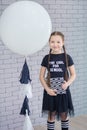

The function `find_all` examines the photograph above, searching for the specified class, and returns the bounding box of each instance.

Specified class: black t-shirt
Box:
[41,53,74,93]
[41,53,74,78]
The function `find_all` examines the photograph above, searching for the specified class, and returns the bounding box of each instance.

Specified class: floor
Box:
[34,115,87,130]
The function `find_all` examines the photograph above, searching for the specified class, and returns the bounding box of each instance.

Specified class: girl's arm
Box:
[67,65,76,86]
[62,65,76,90]
[39,66,57,96]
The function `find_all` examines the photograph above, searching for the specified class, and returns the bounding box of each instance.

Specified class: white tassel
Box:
[24,83,33,98]
[23,110,34,130]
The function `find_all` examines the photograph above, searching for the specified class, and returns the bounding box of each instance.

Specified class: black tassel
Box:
[20,59,31,84]
[20,95,30,115]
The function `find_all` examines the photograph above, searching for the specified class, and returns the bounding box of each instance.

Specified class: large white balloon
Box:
[0,1,52,55]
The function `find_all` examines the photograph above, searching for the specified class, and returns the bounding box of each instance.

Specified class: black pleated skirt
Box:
[42,88,74,120]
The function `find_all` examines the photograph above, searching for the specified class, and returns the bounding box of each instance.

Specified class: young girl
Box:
[39,31,76,130]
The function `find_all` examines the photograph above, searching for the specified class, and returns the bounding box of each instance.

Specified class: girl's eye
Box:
[51,41,60,43]
[51,41,54,43]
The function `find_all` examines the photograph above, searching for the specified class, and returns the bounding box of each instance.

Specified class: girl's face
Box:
[49,35,64,54]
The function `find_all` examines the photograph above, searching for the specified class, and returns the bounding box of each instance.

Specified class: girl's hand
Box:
[47,88,57,96]
[61,80,68,90]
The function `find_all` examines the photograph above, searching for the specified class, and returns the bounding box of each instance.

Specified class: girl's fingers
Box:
[53,89,57,95]
[53,89,57,92]
[63,80,66,83]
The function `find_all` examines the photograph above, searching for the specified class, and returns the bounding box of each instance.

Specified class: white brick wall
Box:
[0,0,87,129]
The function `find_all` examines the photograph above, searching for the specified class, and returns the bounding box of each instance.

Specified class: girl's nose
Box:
[54,42,57,46]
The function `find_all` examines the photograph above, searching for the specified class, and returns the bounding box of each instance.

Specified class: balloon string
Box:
[24,55,27,62]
